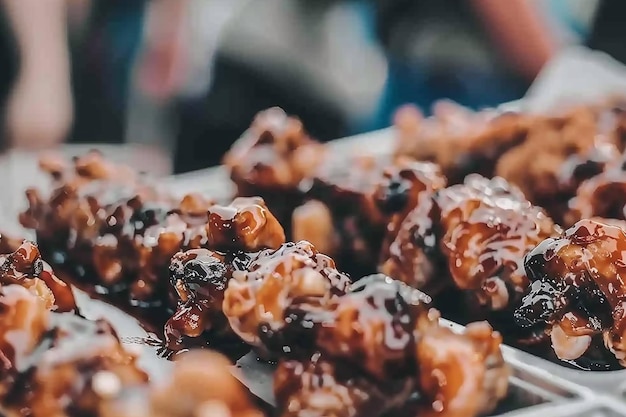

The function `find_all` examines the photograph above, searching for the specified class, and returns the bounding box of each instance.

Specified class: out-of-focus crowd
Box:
[0,0,618,173]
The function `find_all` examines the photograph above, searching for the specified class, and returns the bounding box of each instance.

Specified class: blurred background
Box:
[0,0,619,174]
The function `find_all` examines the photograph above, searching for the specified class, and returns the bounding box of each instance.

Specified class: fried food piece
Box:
[274,353,414,417]
[20,152,285,314]
[270,274,431,381]
[0,240,75,312]
[393,101,529,184]
[272,275,509,417]
[100,350,262,417]
[296,153,394,276]
[0,285,49,385]
[224,107,327,236]
[566,154,626,226]
[437,175,561,312]
[0,284,147,417]
[496,104,626,222]
[415,320,509,417]
[515,219,626,369]
[164,248,247,349]
[223,241,350,347]
[377,161,447,292]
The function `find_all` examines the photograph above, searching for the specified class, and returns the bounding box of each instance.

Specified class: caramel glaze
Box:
[377,161,447,293]
[296,153,393,277]
[437,175,562,315]
[270,274,509,417]
[223,241,350,349]
[0,240,75,312]
[0,284,148,417]
[166,240,349,352]
[224,107,327,238]
[515,219,626,370]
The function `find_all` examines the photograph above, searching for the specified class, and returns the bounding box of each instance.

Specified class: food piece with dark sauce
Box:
[377,161,447,292]
[437,175,561,317]
[515,219,626,369]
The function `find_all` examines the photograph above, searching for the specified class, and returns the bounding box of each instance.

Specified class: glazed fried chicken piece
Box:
[274,353,413,417]
[496,104,626,222]
[377,161,447,292]
[223,241,351,347]
[166,240,349,351]
[515,219,626,369]
[100,350,262,417]
[565,153,626,226]
[393,101,529,184]
[224,107,327,235]
[415,320,509,417]
[437,175,561,315]
[271,274,509,417]
[0,240,75,312]
[0,285,147,417]
[164,248,248,350]
[20,152,285,318]
[295,153,395,276]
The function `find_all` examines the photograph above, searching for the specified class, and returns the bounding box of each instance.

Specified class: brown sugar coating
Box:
[377,161,447,292]
[0,240,76,312]
[393,101,529,184]
[100,350,262,417]
[437,175,561,313]
[223,241,351,347]
[515,219,626,369]
[0,284,147,417]
[272,274,509,417]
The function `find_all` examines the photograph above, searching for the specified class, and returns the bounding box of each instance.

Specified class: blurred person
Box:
[370,0,560,129]
[2,0,72,149]
[0,0,185,150]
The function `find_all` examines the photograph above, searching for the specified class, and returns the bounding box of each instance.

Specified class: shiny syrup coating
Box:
[223,241,351,347]
[164,248,250,350]
[0,283,147,417]
[495,103,626,222]
[437,175,561,312]
[274,352,414,417]
[0,241,76,312]
[225,107,326,191]
[515,219,626,368]
[224,107,326,240]
[297,153,398,277]
[377,161,447,292]
[272,274,431,381]
[415,321,509,417]
[20,152,286,320]
[273,274,508,417]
